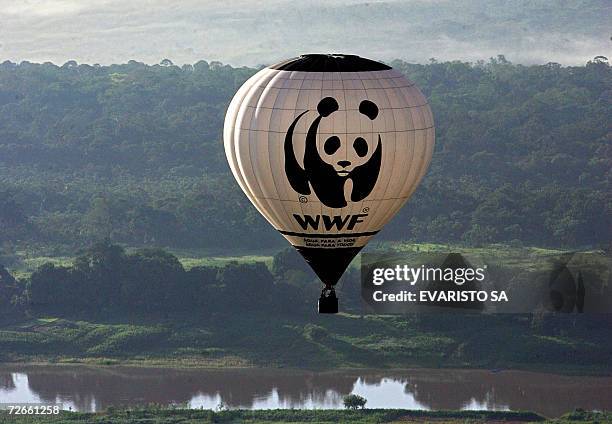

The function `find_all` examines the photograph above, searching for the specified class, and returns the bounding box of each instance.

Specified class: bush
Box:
[343,394,367,410]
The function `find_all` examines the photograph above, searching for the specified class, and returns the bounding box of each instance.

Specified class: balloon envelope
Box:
[224,54,434,288]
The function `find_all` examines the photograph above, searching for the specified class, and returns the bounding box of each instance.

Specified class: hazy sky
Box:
[0,0,609,66]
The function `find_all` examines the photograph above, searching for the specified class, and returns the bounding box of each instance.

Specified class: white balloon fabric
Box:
[224,54,434,291]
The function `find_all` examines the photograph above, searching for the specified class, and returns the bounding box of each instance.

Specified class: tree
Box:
[73,240,126,309]
[217,262,274,309]
[272,248,298,274]
[83,197,113,242]
[121,248,186,312]
[0,265,21,316]
[343,394,367,409]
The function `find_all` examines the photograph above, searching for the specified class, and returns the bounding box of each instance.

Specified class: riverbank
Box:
[1,311,611,376]
[0,358,609,377]
[0,408,609,424]
[3,242,610,376]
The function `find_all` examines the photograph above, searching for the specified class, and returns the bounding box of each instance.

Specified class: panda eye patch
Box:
[353,137,368,157]
[324,136,341,155]
[359,99,379,120]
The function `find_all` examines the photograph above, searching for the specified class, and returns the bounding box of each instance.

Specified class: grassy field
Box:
[177,254,274,270]
[8,241,602,278]
[0,311,610,374]
[0,408,609,424]
[6,246,280,279]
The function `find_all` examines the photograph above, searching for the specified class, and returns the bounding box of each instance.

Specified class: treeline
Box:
[0,57,610,251]
[2,242,359,318]
[0,264,21,317]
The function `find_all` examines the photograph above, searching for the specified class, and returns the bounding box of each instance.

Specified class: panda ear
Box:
[317,97,339,117]
[359,99,378,120]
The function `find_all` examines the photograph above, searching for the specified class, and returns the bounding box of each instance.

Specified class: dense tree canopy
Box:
[21,242,318,317]
[0,57,609,251]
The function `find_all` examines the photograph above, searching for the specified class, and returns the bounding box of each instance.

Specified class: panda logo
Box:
[284,97,382,208]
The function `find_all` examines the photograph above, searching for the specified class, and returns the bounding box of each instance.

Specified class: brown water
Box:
[0,365,611,417]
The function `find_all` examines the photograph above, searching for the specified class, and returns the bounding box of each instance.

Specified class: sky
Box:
[0,0,609,67]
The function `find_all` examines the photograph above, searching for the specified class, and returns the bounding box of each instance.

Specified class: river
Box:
[0,365,610,417]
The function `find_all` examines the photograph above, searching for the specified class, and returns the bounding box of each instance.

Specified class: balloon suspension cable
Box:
[322,284,334,295]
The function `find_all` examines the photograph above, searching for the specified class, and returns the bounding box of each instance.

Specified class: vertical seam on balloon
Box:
[256,70,293,230]
[275,71,304,235]
[354,73,370,235]
[397,85,419,197]
[318,74,324,221]
[265,71,298,233]
[225,73,256,197]
[239,70,283,229]
[235,70,271,202]
[399,86,432,205]
[292,74,309,233]
[408,124,434,200]
[400,90,429,229]
[340,71,350,220]
[228,71,267,207]
[396,125,434,224]
[383,81,425,231]
[370,73,399,232]
[369,76,396,231]
[242,70,279,226]
[420,107,435,180]
[385,83,420,229]
[411,124,429,192]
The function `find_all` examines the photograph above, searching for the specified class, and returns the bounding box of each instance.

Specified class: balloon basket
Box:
[318,287,338,314]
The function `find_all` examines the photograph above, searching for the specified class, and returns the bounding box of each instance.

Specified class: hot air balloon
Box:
[223,54,434,313]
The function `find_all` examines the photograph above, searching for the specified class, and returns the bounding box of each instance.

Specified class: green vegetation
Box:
[2,311,609,374]
[0,57,610,258]
[0,242,610,374]
[343,394,368,409]
[0,58,609,415]
[177,254,274,271]
[2,407,610,423]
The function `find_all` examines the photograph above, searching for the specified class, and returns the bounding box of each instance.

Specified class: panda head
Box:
[316,97,380,176]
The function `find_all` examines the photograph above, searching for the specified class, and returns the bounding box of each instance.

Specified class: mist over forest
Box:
[0,0,609,66]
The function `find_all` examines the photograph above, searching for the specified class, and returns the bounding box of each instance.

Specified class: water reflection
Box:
[0,366,611,417]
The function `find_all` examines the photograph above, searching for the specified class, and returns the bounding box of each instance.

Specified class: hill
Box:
[0,57,609,255]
